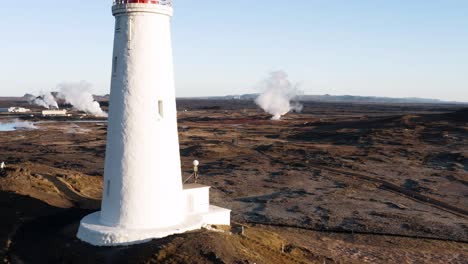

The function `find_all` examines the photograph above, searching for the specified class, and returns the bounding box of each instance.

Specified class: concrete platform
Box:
[77,205,231,246]
[78,184,230,246]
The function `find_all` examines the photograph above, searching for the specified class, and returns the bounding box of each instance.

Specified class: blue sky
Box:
[0,0,467,101]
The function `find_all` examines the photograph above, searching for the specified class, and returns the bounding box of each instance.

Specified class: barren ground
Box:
[0,100,467,263]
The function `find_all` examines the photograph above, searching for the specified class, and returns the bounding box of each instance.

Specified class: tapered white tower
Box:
[77,0,230,246]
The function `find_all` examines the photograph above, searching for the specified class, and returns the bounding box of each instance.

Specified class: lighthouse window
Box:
[106,180,111,197]
[158,100,164,118]
[112,56,118,76]
[128,18,133,41]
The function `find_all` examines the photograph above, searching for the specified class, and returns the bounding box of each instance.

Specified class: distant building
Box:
[10,107,31,113]
[0,107,31,113]
[42,109,67,117]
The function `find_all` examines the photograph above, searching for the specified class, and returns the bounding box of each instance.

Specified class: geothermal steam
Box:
[27,82,107,117]
[255,71,303,120]
[26,92,59,109]
[57,81,108,117]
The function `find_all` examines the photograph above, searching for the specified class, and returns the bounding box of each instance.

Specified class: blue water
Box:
[0,123,17,131]
[0,121,37,131]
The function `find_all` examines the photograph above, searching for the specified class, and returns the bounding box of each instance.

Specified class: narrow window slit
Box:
[158,100,164,118]
[107,180,111,197]
[128,18,133,41]
[112,56,118,76]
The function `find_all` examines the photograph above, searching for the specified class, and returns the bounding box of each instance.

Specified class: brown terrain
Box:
[0,99,467,263]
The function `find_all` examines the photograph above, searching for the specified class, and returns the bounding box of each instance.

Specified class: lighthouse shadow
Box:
[1,191,180,264]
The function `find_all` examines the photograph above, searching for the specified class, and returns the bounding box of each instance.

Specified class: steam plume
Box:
[255,71,303,120]
[26,92,58,109]
[57,81,108,117]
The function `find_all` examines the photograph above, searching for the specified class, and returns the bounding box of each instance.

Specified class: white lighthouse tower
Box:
[77,0,230,246]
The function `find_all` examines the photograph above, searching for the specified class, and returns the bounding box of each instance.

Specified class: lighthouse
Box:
[77,0,230,246]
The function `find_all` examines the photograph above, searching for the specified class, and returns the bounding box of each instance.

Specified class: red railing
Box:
[113,0,172,6]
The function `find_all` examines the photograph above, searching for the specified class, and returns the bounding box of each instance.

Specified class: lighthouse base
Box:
[77,205,231,246]
[78,184,231,246]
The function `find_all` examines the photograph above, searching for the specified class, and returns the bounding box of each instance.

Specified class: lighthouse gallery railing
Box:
[113,0,172,6]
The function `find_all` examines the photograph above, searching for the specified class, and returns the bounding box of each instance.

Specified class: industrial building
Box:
[0,107,31,113]
[41,110,68,117]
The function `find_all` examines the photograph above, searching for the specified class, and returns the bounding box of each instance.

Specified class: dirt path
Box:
[40,174,100,209]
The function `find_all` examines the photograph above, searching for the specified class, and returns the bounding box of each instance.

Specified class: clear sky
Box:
[0,0,467,101]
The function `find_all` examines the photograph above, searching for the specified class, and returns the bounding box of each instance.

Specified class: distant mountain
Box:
[2,93,110,102]
[1,94,465,105]
[211,94,467,105]
[299,94,465,104]
[93,94,110,101]
[221,94,259,100]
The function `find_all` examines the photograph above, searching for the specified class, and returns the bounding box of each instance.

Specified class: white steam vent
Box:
[57,81,108,117]
[26,82,107,117]
[26,92,59,109]
[255,71,303,120]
